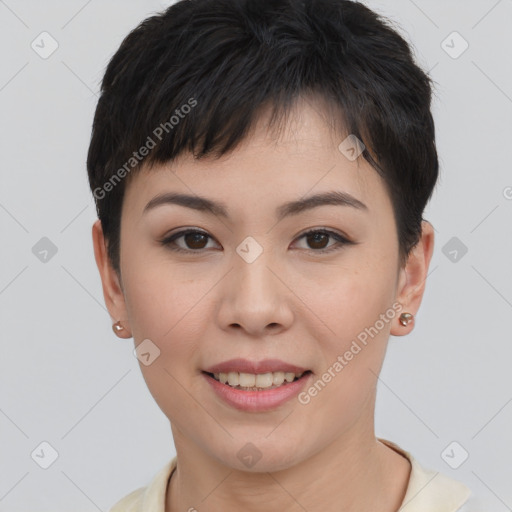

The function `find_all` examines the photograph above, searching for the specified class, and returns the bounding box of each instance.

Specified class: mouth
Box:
[203,370,311,391]
[202,358,313,411]
[202,363,313,412]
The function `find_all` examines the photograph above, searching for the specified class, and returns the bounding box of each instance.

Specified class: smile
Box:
[202,369,312,412]
[209,371,306,391]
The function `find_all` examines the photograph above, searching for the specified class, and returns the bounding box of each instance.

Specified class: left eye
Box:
[160,228,352,254]
[292,229,352,253]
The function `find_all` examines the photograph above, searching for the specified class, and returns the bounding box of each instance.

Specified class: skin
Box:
[92,95,434,512]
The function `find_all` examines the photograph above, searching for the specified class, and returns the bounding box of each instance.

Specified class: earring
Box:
[112,320,125,336]
[399,312,414,326]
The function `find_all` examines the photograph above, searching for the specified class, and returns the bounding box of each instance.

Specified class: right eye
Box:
[160,229,220,253]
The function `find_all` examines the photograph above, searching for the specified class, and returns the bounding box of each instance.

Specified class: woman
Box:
[88,0,477,510]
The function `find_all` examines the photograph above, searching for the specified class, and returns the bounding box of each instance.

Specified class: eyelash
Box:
[159,228,354,255]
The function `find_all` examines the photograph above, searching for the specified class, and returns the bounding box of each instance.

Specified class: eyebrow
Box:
[143,190,368,220]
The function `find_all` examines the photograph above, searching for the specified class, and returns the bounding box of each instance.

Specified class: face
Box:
[93,97,433,472]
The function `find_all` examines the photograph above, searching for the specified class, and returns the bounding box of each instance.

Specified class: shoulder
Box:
[378,438,473,512]
[108,457,177,512]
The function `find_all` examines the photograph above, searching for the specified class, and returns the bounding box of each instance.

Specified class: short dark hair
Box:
[87,0,438,276]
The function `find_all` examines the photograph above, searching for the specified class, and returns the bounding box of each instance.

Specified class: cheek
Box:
[296,247,397,405]
[121,245,209,341]
[310,278,393,377]
[300,251,397,340]
[122,267,211,416]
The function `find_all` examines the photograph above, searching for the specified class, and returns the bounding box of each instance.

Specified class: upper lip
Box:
[203,358,309,375]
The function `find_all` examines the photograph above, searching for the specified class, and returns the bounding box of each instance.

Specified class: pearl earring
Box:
[399,312,414,326]
[112,321,125,336]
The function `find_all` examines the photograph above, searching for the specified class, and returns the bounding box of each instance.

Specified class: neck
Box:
[166,423,411,512]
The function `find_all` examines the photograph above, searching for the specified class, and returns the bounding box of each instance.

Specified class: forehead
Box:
[122,98,391,221]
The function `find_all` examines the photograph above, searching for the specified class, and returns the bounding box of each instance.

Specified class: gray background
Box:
[1,0,511,510]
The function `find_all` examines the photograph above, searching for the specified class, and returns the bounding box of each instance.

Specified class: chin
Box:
[211,436,309,473]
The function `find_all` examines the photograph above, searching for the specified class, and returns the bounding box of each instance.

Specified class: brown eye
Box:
[160,229,219,253]
[305,231,330,250]
[183,232,209,249]
[293,228,353,254]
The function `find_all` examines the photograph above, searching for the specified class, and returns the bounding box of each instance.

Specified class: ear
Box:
[92,219,132,338]
[390,220,435,336]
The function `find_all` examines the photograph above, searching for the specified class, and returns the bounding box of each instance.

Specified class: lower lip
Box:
[203,372,312,412]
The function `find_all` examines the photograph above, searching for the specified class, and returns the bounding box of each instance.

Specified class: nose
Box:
[216,249,294,337]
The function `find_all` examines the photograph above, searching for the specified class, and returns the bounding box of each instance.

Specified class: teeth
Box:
[238,372,255,387]
[255,373,273,388]
[227,372,239,386]
[213,371,305,389]
[273,371,285,386]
